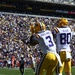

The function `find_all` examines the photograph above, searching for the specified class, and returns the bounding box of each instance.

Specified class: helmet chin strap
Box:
[61,26,67,28]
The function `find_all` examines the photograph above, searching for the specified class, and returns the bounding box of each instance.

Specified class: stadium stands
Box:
[29,0,75,5]
[0,12,75,68]
[0,0,75,68]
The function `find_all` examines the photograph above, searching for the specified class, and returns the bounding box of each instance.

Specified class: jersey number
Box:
[60,33,71,44]
[46,36,54,47]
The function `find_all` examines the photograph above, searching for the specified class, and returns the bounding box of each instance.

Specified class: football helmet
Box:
[34,22,46,33]
[57,18,68,27]
[30,24,35,34]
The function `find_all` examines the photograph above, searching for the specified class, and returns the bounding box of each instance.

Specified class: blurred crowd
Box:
[33,0,75,5]
[0,12,75,68]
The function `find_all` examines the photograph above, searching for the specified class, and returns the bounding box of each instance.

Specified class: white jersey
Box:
[54,27,72,52]
[31,30,62,66]
[34,30,56,54]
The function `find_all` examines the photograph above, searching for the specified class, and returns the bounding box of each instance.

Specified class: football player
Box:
[53,18,73,75]
[22,22,62,75]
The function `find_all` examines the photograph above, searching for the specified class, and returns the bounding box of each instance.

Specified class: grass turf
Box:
[0,67,75,75]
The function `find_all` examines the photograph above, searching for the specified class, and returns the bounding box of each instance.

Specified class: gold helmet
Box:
[57,18,68,27]
[34,22,46,33]
[30,25,35,34]
[30,23,35,33]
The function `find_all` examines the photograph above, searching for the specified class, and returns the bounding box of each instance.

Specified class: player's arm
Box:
[52,27,58,38]
[21,35,39,46]
[30,34,39,46]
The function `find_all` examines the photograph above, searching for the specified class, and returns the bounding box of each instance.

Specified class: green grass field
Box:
[0,67,75,75]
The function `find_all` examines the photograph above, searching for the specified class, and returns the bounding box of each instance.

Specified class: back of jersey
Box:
[37,30,56,54]
[56,27,72,52]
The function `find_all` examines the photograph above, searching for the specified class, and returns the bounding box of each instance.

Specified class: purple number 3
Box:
[46,36,54,47]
